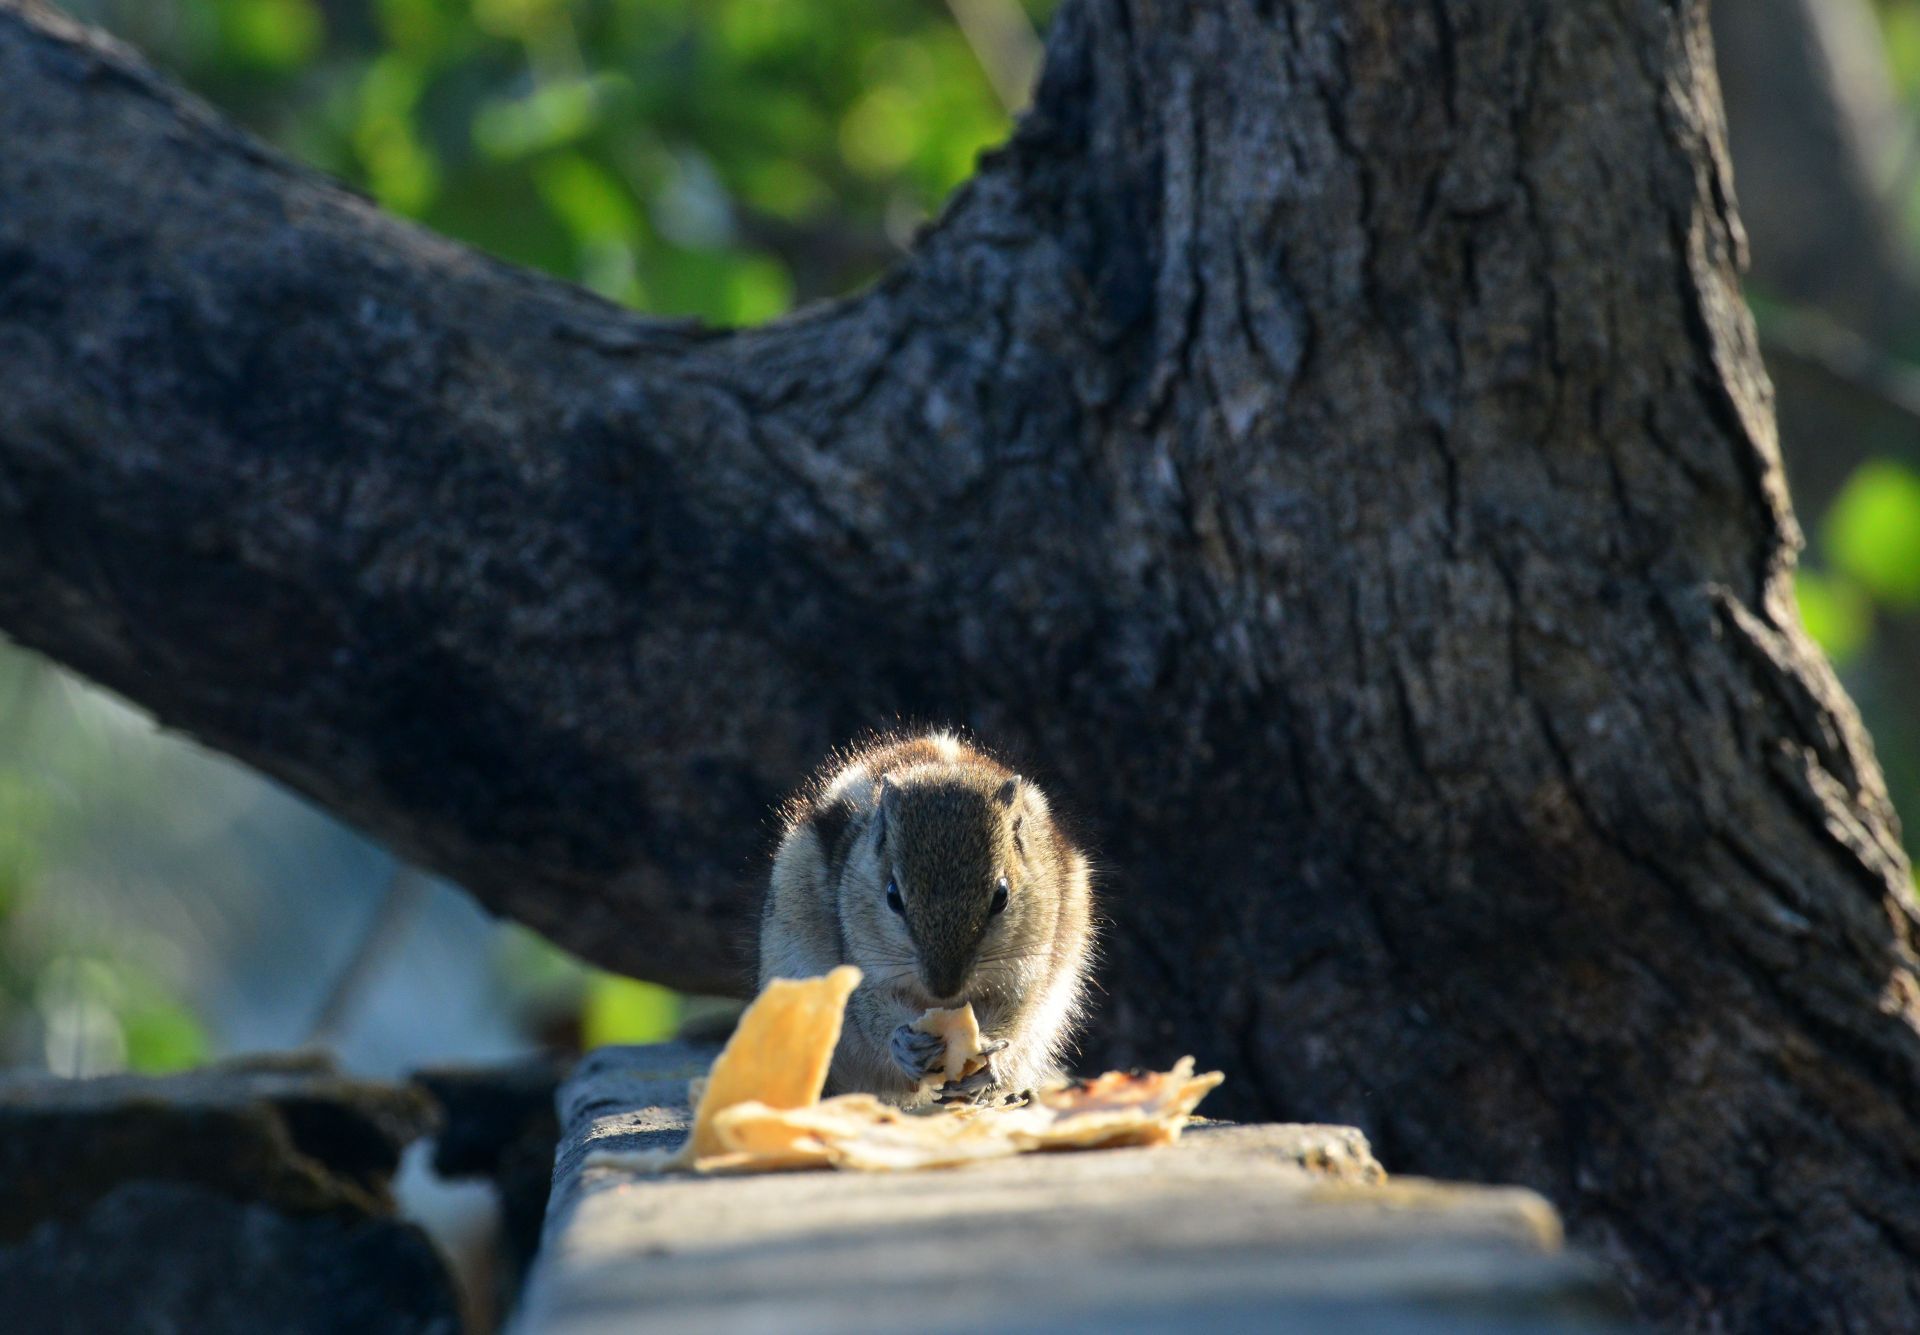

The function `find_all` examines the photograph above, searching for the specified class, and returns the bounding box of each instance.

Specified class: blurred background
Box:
[0,0,1915,1087]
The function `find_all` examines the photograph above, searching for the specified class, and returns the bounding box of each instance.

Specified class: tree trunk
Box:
[2,0,1917,1327]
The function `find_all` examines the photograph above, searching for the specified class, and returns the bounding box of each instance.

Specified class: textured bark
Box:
[2,0,1918,1328]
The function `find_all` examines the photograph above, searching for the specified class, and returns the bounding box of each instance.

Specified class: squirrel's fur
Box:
[759,731,1095,1105]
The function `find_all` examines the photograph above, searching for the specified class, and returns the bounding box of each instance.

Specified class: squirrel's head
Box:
[839,765,1056,1005]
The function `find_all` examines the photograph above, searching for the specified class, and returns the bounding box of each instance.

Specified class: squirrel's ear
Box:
[1005,776,1050,823]
[873,776,895,846]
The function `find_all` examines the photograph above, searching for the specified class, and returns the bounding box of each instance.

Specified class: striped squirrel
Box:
[759,732,1095,1106]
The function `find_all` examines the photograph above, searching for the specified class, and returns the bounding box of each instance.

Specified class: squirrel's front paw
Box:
[934,1038,1010,1105]
[889,1023,947,1085]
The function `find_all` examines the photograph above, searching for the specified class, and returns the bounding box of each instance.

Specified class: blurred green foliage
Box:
[491,922,679,1046]
[1826,460,1920,607]
[69,0,1052,319]
[582,973,680,1046]
[1795,455,1920,671]
[1794,568,1874,665]
[0,659,210,1073]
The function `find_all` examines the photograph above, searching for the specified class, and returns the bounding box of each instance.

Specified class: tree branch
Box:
[4,1,1920,1325]
[0,0,1102,993]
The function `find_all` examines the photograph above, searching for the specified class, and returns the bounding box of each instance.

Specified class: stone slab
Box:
[0,1052,460,1335]
[516,1044,1630,1334]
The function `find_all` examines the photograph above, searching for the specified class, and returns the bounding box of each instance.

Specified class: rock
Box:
[3,1180,459,1334]
[517,1044,1632,1333]
[0,1052,460,1335]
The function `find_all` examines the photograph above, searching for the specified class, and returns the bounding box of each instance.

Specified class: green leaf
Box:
[840,84,923,177]
[535,152,647,302]
[1825,460,1920,607]
[474,78,612,160]
[719,252,794,323]
[1794,569,1873,665]
[33,956,209,1075]
[535,153,639,243]
[353,55,440,214]
[638,245,791,325]
[582,974,679,1047]
[218,0,324,72]
[736,157,829,221]
[716,0,814,60]
[121,998,210,1074]
[472,0,568,41]
[377,0,457,54]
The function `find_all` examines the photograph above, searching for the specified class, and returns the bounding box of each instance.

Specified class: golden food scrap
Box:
[1017,1059,1226,1151]
[911,1003,988,1087]
[586,968,1223,1177]
[682,964,861,1164]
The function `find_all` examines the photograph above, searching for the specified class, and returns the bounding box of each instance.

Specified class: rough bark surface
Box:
[2,1,1918,1328]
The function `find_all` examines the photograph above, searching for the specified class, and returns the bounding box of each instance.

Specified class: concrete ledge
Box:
[517,1044,1629,1333]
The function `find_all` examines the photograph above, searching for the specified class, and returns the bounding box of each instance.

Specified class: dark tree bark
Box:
[2,0,1918,1327]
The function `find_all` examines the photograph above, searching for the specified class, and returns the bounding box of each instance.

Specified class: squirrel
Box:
[758,731,1095,1106]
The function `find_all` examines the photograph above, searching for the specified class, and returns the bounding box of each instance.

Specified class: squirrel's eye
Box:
[991,876,1010,914]
[885,878,904,915]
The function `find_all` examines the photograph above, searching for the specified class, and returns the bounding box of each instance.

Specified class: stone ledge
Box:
[517,1044,1629,1334]
[0,1053,460,1335]
[0,1051,438,1235]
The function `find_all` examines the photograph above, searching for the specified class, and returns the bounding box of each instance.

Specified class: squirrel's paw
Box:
[889,1023,947,1084]
[934,1039,1012,1105]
